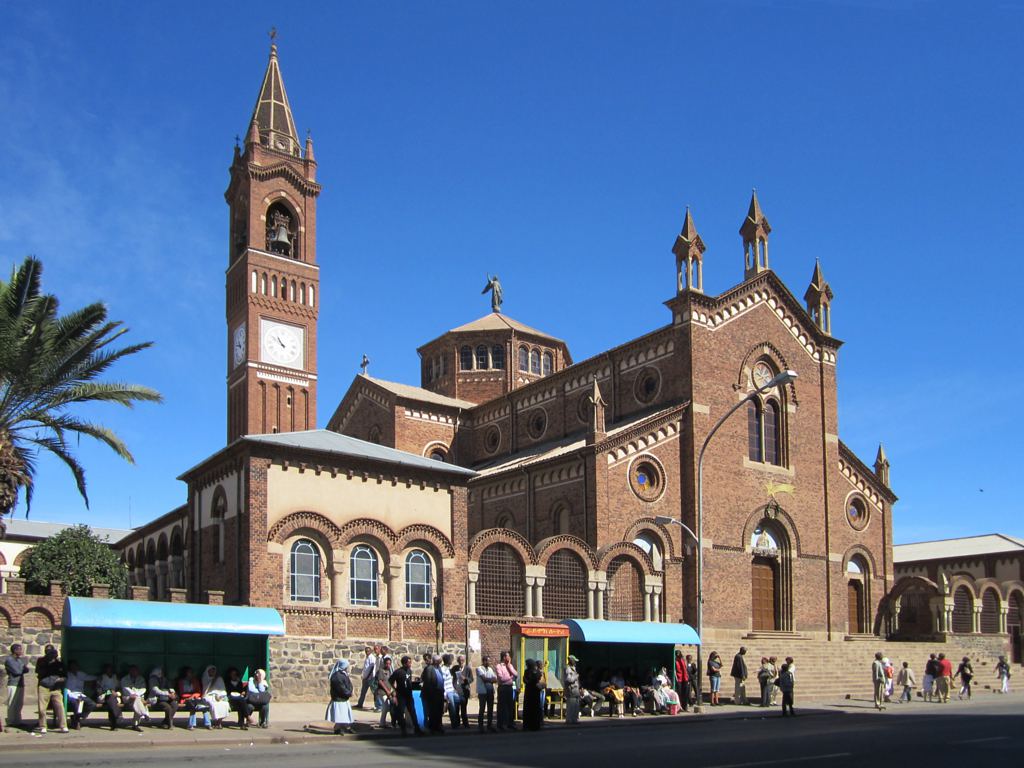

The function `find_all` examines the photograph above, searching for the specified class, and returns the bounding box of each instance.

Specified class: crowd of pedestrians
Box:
[871,651,1012,710]
[2,642,271,734]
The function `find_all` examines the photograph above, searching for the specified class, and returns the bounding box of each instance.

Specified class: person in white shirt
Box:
[65,661,97,730]
[441,653,459,728]
[96,664,123,730]
[147,667,179,729]
[475,655,498,731]
[120,666,149,730]
[356,646,377,710]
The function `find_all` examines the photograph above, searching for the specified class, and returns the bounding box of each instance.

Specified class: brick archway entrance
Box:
[848,580,865,634]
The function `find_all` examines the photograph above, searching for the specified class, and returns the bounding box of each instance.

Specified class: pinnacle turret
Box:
[740,189,771,280]
[804,259,834,335]
[672,207,706,294]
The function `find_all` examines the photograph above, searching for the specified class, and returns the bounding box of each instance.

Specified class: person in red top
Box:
[674,650,690,711]
[935,653,953,703]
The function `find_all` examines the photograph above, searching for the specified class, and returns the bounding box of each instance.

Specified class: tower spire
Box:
[672,206,706,294]
[249,35,301,156]
[739,189,771,280]
[874,443,890,487]
[804,259,834,335]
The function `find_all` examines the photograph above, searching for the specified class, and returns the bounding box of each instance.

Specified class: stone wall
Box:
[269,636,465,702]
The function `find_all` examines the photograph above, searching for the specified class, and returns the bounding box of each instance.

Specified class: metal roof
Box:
[241,429,477,478]
[363,376,476,409]
[63,597,285,635]
[893,534,1024,563]
[561,619,701,646]
[2,519,133,544]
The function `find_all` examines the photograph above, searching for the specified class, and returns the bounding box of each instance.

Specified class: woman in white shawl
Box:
[326,659,355,735]
[201,665,230,727]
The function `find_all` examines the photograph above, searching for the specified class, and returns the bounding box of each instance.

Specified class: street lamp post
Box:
[657,368,797,713]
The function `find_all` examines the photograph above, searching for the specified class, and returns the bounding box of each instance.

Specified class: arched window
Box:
[300,282,306,305]
[632,533,663,570]
[477,544,525,617]
[290,280,296,302]
[429,448,447,462]
[461,346,474,371]
[251,270,258,293]
[764,400,780,465]
[290,539,321,602]
[271,275,278,298]
[544,550,587,619]
[405,550,432,609]
[350,545,379,607]
[476,345,489,370]
[747,401,763,462]
[553,504,570,535]
[530,349,541,374]
[605,557,644,621]
[519,345,529,372]
[211,491,226,564]
[952,586,973,633]
[492,345,505,369]
[261,273,268,295]
[542,352,553,376]
[308,285,315,307]
[981,589,1001,634]
[368,425,382,444]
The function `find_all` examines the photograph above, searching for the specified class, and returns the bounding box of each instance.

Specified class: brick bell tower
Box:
[224,39,321,442]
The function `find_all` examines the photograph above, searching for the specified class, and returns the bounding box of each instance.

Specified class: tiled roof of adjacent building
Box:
[241,429,477,478]
[448,312,564,343]
[2,519,134,544]
[363,376,476,409]
[893,534,1024,563]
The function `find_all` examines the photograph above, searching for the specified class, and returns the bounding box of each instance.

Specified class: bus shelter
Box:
[559,619,700,691]
[61,597,285,680]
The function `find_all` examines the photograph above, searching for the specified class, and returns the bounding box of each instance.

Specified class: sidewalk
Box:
[0,699,833,752]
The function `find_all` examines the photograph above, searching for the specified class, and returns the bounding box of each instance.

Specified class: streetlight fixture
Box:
[656,369,797,713]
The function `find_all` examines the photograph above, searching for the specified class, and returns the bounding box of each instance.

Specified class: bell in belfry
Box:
[269,224,292,254]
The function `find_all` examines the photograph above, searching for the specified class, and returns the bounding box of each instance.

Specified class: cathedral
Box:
[113,41,911,697]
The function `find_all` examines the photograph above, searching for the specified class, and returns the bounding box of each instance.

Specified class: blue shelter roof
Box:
[63,597,285,636]
[561,619,700,646]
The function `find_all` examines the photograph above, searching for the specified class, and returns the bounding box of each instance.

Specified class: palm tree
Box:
[0,257,162,535]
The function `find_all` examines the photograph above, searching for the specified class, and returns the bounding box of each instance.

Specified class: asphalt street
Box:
[1,697,1020,768]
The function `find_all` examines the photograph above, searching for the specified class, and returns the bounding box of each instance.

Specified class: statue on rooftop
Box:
[481,274,503,314]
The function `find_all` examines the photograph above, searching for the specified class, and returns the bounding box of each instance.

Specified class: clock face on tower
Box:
[260,318,305,369]
[232,323,247,368]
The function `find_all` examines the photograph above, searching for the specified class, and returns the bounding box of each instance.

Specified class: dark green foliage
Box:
[20,524,128,597]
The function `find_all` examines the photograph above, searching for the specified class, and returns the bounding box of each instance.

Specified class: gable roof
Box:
[240,429,476,478]
[363,376,476,409]
[893,534,1024,563]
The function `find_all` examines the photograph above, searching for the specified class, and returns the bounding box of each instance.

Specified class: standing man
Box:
[422,655,445,735]
[563,655,581,724]
[936,653,953,703]
[375,655,395,729]
[34,644,67,733]
[495,650,518,731]
[440,653,459,728]
[871,652,887,711]
[388,655,422,737]
[730,647,748,705]
[356,646,377,710]
[922,653,937,702]
[454,655,473,728]
[686,654,698,708]
[4,643,28,730]
[476,655,497,732]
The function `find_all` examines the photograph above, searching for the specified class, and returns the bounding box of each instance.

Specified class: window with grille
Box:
[981,589,1000,634]
[764,400,780,465]
[405,549,432,609]
[492,345,504,369]
[477,544,524,617]
[605,557,644,621]
[951,586,973,633]
[747,401,763,462]
[476,344,489,370]
[350,545,379,607]
[461,345,473,371]
[290,539,321,602]
[543,550,587,619]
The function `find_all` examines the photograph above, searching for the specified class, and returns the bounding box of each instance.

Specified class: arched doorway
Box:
[846,555,869,634]
[605,556,644,622]
[895,582,938,637]
[749,520,792,632]
[980,589,1001,634]
[951,586,974,634]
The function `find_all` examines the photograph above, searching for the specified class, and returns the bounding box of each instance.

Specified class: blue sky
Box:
[1,1,1020,543]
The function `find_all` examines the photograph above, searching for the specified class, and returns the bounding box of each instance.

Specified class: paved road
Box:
[2,698,1021,768]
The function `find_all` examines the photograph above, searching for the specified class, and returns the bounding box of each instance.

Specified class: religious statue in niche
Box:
[481,274,503,313]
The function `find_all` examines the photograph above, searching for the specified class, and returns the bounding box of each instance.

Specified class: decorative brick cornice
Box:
[248,161,322,196]
[602,405,685,466]
[468,527,537,565]
[534,535,599,569]
[838,441,897,505]
[596,540,656,575]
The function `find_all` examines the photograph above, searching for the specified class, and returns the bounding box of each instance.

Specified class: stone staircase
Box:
[698,632,1016,701]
